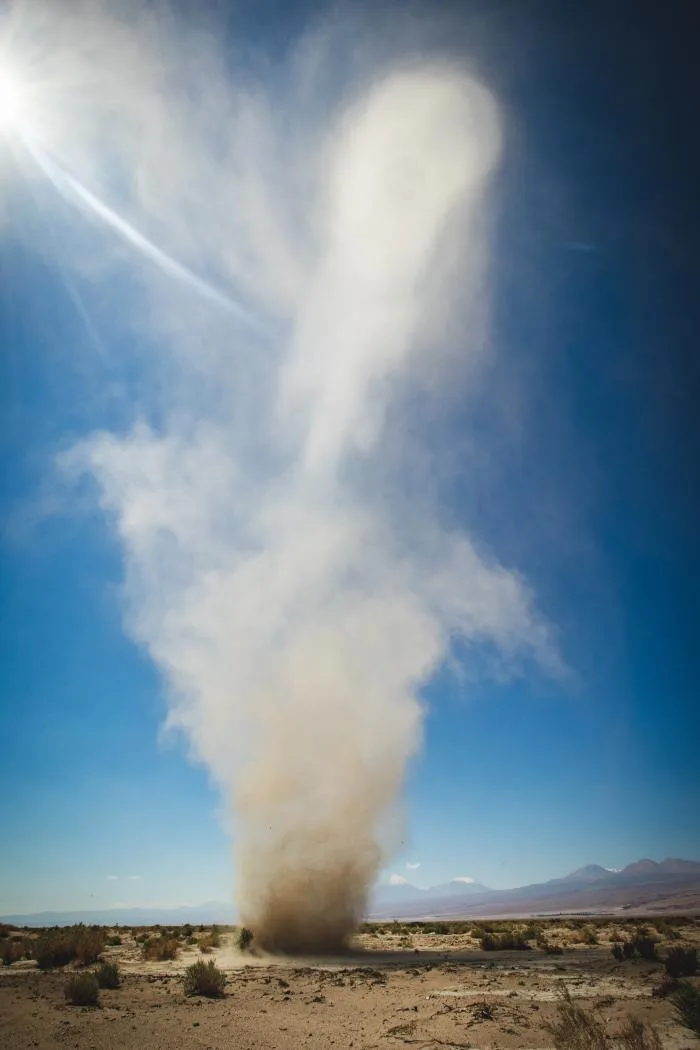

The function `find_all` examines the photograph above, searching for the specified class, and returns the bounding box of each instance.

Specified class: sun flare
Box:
[0,67,27,131]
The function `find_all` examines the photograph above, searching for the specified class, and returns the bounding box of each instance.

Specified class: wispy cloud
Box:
[405,862,421,870]
[106,875,119,881]
[126,875,142,881]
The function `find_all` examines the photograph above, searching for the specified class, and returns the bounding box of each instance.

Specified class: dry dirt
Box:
[2,919,700,1049]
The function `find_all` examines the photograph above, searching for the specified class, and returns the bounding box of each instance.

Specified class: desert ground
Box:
[2,917,699,1049]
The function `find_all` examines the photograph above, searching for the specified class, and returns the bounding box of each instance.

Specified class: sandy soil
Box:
[2,920,699,1049]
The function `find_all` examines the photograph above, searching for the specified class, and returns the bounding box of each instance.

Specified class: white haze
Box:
[8,2,560,951]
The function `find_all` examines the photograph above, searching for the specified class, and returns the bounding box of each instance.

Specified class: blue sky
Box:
[1,1,698,916]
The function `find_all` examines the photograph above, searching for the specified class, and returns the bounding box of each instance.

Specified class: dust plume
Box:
[9,2,560,952]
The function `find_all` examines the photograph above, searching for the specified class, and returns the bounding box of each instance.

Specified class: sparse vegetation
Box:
[632,935,658,961]
[142,936,179,961]
[106,935,122,946]
[34,925,106,969]
[617,1017,662,1050]
[64,971,100,1006]
[544,987,608,1050]
[198,928,221,952]
[237,926,254,951]
[672,981,700,1037]
[480,930,531,951]
[664,946,697,978]
[95,961,121,988]
[611,936,658,962]
[183,959,226,998]
[1,938,28,965]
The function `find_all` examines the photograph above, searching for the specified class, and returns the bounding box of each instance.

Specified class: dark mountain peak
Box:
[657,858,700,873]
[622,858,660,875]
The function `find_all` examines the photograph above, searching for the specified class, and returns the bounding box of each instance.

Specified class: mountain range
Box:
[2,858,698,927]
[368,858,700,919]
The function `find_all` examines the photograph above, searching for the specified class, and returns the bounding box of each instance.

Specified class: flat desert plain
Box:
[2,917,700,1049]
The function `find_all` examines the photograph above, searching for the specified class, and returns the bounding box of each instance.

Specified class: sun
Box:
[0,67,27,131]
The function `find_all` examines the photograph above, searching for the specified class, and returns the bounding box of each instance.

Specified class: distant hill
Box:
[3,859,699,927]
[367,858,700,920]
[0,902,238,928]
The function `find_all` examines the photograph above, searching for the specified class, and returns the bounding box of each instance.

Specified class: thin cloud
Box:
[405,862,421,870]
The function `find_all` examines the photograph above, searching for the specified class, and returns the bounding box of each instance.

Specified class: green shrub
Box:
[664,947,697,978]
[106,935,122,946]
[237,927,254,951]
[64,971,100,1006]
[183,960,226,998]
[142,936,179,961]
[96,962,121,988]
[672,981,700,1036]
[185,935,197,945]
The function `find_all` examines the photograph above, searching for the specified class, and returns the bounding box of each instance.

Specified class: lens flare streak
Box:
[22,134,265,333]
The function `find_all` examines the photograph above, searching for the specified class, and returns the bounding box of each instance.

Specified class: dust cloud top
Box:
[10,3,559,952]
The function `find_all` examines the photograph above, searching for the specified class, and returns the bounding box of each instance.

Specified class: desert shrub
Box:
[185,935,197,945]
[544,987,607,1050]
[183,960,226,998]
[64,971,100,1006]
[480,930,530,951]
[631,936,658,961]
[1,938,27,965]
[96,961,121,988]
[617,1017,662,1050]
[582,926,599,945]
[672,981,700,1036]
[237,927,254,951]
[34,925,105,969]
[612,940,641,961]
[654,920,680,941]
[182,924,193,938]
[199,931,221,952]
[652,976,679,998]
[664,946,697,978]
[142,936,179,961]
[106,935,122,946]
[522,922,544,942]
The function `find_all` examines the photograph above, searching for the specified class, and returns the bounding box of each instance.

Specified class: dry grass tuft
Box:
[142,936,179,961]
